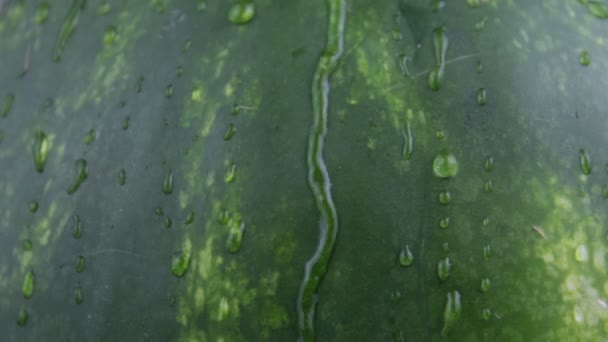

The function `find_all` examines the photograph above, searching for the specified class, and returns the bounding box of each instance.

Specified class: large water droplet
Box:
[228,2,256,25]
[580,50,591,66]
[476,88,486,105]
[438,257,451,281]
[226,220,245,253]
[441,290,462,336]
[580,149,591,175]
[438,190,452,205]
[33,129,49,173]
[74,284,83,304]
[35,2,50,24]
[163,169,173,194]
[72,215,82,239]
[224,123,236,141]
[439,217,450,229]
[22,270,35,299]
[67,159,88,194]
[480,277,491,292]
[75,256,85,273]
[171,250,191,277]
[53,0,85,61]
[399,245,414,267]
[17,308,28,326]
[433,150,458,178]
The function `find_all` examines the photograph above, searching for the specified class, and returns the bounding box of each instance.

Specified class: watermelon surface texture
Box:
[1,0,608,341]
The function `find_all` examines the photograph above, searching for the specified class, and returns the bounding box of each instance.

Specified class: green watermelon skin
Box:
[1,0,608,341]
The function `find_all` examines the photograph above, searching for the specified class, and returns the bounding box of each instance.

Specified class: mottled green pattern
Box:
[0,0,607,341]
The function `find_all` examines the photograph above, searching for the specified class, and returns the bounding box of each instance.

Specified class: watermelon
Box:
[1,0,607,341]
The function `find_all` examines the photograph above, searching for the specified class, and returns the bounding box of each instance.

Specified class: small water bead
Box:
[171,250,191,277]
[74,285,83,304]
[85,129,95,145]
[218,209,230,224]
[433,150,458,178]
[75,256,85,273]
[431,0,445,12]
[155,207,164,216]
[164,217,173,229]
[439,217,450,229]
[35,2,50,24]
[481,277,491,292]
[482,216,491,226]
[438,257,451,281]
[67,159,88,194]
[603,185,608,198]
[228,2,256,25]
[575,245,589,262]
[165,84,173,98]
[197,0,207,12]
[441,290,462,337]
[580,149,592,175]
[103,26,117,45]
[442,242,449,252]
[476,61,483,73]
[185,212,195,224]
[182,39,191,53]
[22,270,35,299]
[224,124,236,141]
[484,180,493,193]
[33,129,49,173]
[399,245,414,267]
[482,308,492,320]
[226,221,245,253]
[438,190,452,205]
[177,65,183,77]
[71,215,82,239]
[580,50,591,66]
[475,16,487,31]
[17,308,28,326]
[135,76,144,93]
[436,130,445,139]
[476,88,487,105]
[390,290,402,303]
[23,240,32,251]
[2,93,14,118]
[428,67,442,91]
[483,244,491,259]
[225,163,237,183]
[466,0,481,7]
[163,169,173,194]
[29,201,39,213]
[98,2,111,15]
[484,155,494,172]
[118,169,127,186]
[122,116,130,130]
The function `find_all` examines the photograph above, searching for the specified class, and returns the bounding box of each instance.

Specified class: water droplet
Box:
[482,308,492,320]
[155,207,164,216]
[390,290,402,303]
[35,2,50,24]
[165,84,173,98]
[85,129,95,145]
[579,0,608,19]
[441,290,462,336]
[226,220,245,253]
[22,270,35,299]
[53,0,86,61]
[176,65,183,77]
[98,2,111,15]
[439,217,450,229]
[480,277,491,292]
[603,185,608,198]
[399,245,414,267]
[482,216,491,226]
[476,61,483,73]
[580,50,591,66]
[72,215,82,239]
[436,130,445,139]
[575,244,589,262]
[433,150,458,178]
[224,123,236,141]
[33,130,49,173]
[475,16,487,31]
[580,149,592,175]
[183,212,195,225]
[228,2,256,25]
[75,256,85,273]
[122,116,130,130]
[197,0,207,12]
[428,26,448,91]
[136,76,144,93]
[484,180,493,193]
[171,250,191,277]
[116,168,127,186]
[67,159,88,194]
[484,155,494,172]
[391,27,402,41]
[182,38,191,53]
[163,169,173,194]
[218,209,230,224]
[74,285,83,304]
[438,257,451,281]
[476,88,487,105]
[2,93,14,118]
[466,0,481,7]
[164,217,173,229]
[483,244,491,260]
[442,242,449,252]
[17,308,28,326]
[225,163,237,184]
[401,119,414,160]
[29,201,39,213]
[432,0,445,12]
[438,190,452,205]
[103,26,117,45]
[23,239,32,251]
